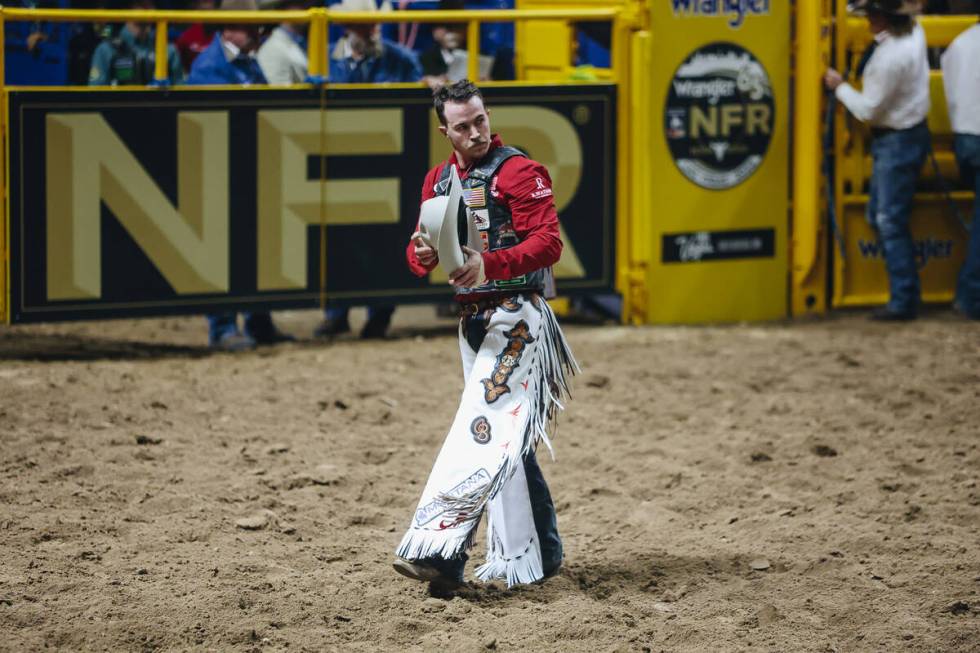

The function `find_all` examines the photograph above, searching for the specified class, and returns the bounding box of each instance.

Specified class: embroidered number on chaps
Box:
[481,320,535,403]
[471,416,492,444]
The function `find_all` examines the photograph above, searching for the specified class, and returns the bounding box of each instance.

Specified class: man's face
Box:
[223,25,260,53]
[346,23,381,57]
[125,0,154,39]
[433,25,463,50]
[440,96,491,163]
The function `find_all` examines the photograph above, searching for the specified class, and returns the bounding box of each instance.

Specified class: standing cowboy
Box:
[941,5,980,319]
[824,0,931,320]
[393,80,577,591]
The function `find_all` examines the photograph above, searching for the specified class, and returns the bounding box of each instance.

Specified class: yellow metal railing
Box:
[0,6,624,86]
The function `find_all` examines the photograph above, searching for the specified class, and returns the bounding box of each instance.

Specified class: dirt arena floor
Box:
[1,306,978,652]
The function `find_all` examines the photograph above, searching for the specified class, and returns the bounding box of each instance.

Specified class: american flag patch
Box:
[463,187,486,207]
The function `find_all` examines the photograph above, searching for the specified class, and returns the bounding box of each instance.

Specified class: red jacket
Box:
[176,23,214,73]
[405,135,563,284]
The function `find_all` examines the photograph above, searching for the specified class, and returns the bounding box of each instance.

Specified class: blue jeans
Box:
[954,133,980,318]
[427,449,563,582]
[867,122,930,314]
[207,311,273,344]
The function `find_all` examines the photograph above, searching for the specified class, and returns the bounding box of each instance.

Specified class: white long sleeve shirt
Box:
[836,23,930,129]
[257,26,309,85]
[941,24,980,136]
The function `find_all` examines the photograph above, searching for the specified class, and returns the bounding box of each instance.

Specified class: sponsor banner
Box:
[664,41,775,191]
[649,1,788,323]
[670,0,772,29]
[6,86,615,323]
[835,203,968,306]
[661,228,775,263]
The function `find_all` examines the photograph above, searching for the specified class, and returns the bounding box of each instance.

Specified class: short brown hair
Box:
[433,79,484,125]
[868,9,914,36]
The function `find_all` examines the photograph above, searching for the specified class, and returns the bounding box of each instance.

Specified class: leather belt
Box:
[870,119,926,140]
[458,293,535,316]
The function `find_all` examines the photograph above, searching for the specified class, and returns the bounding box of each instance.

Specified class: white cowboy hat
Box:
[417,166,482,277]
[848,0,921,15]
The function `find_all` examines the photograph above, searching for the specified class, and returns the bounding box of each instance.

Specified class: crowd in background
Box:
[4,1,977,344]
[3,0,612,88]
[3,0,613,349]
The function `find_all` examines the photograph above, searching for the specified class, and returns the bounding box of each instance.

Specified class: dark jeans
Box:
[867,122,931,314]
[324,306,395,327]
[954,133,980,318]
[428,449,563,582]
[206,311,274,344]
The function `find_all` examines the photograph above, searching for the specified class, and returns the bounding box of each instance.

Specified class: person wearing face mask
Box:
[327,0,422,84]
[186,0,268,86]
[188,0,295,351]
[393,80,577,593]
[88,0,183,86]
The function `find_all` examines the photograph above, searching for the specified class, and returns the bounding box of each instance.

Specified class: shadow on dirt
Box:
[0,332,210,362]
[425,551,750,605]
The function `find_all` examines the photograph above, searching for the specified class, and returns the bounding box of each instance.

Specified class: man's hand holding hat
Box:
[411,231,438,266]
[449,247,485,288]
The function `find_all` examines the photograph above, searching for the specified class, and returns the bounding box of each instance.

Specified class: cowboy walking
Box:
[393,80,577,591]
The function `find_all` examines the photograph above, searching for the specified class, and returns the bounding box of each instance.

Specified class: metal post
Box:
[467,19,480,81]
[321,11,330,82]
[306,8,327,83]
[790,0,824,314]
[153,19,169,85]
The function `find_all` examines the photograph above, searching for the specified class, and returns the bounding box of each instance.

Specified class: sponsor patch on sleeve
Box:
[530,176,553,199]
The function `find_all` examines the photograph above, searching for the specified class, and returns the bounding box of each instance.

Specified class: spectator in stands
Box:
[186,0,267,85]
[824,0,930,321]
[942,4,980,319]
[257,0,314,84]
[88,0,183,85]
[175,0,218,73]
[328,0,422,84]
[317,0,421,339]
[419,0,493,89]
[188,0,295,350]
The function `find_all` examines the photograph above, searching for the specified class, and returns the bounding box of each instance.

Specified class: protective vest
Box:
[434,145,551,297]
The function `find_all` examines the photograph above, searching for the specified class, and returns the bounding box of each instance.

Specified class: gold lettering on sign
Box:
[256,109,403,290]
[45,112,229,300]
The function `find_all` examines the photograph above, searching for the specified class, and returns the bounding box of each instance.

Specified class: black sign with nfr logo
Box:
[664,42,775,191]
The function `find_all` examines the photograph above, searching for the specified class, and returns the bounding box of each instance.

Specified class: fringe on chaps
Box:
[395,295,578,587]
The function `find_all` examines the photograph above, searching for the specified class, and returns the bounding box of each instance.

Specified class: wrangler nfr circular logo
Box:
[664,42,774,190]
